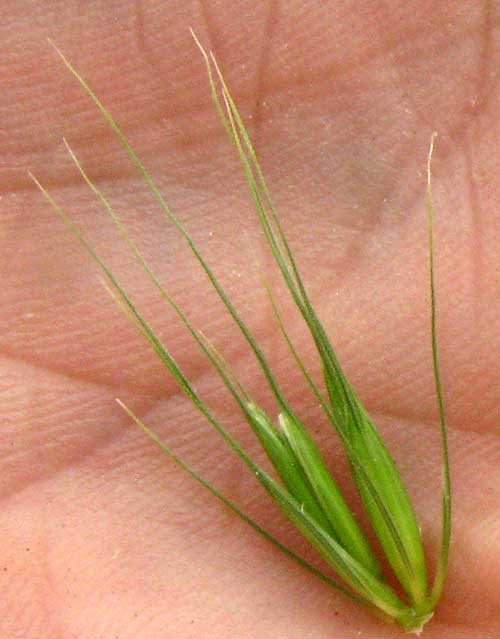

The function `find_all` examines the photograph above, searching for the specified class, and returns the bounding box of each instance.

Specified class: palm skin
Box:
[1,2,498,638]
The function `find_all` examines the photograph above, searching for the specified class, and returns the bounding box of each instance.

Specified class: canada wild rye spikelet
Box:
[30,35,451,634]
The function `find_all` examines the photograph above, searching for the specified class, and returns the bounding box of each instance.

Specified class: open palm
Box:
[2,2,498,638]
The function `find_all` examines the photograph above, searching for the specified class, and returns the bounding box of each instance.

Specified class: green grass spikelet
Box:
[30,35,452,634]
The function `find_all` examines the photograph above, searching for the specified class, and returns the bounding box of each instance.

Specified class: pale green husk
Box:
[31,36,451,634]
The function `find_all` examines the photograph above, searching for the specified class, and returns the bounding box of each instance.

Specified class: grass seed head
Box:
[31,35,451,634]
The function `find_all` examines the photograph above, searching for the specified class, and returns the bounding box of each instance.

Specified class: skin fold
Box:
[1,2,498,637]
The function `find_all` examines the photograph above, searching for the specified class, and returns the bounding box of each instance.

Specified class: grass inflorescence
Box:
[31,34,451,634]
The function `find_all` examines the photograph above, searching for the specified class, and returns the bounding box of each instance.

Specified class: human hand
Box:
[2,2,498,637]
